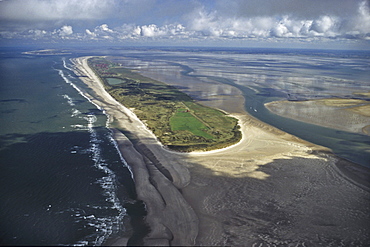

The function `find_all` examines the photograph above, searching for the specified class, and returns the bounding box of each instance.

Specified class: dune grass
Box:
[88,56,241,151]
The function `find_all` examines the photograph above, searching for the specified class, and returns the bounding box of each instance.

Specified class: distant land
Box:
[22,49,72,55]
[266,98,370,135]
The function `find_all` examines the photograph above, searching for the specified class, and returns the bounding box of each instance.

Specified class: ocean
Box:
[0,47,136,245]
[1,46,369,245]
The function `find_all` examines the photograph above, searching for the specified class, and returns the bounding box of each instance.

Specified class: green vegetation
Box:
[88,56,241,152]
[170,107,214,140]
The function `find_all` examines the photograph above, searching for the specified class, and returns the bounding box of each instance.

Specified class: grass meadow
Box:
[88,57,241,151]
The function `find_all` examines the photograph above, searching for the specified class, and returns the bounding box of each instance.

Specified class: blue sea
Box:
[1,46,369,245]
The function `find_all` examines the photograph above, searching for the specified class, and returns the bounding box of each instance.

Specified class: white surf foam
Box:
[59,59,110,127]
[62,94,75,106]
[71,108,82,117]
[108,133,134,180]
[82,113,127,246]
[57,58,129,246]
[60,58,132,171]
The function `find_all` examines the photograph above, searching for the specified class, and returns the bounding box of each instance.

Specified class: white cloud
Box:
[351,0,370,38]
[1,0,369,43]
[99,24,114,33]
[58,25,73,36]
[183,2,369,40]
[90,23,189,40]
[309,16,337,34]
[85,29,96,37]
[0,0,116,21]
[83,24,117,40]
[271,23,290,37]
[140,25,164,37]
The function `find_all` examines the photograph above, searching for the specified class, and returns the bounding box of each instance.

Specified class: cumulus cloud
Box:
[0,0,369,43]
[140,25,165,37]
[184,1,370,40]
[82,23,189,41]
[85,24,117,40]
[57,25,73,36]
[309,16,337,34]
[349,0,370,38]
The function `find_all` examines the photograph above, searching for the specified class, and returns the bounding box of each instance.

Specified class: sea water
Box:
[0,48,135,245]
[1,46,370,245]
[110,47,370,167]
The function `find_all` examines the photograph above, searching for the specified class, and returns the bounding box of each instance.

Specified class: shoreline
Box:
[71,56,370,246]
[265,99,370,136]
[72,56,199,246]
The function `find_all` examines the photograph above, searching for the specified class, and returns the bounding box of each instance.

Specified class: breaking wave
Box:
[56,58,131,246]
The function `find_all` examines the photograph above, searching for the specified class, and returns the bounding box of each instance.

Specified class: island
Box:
[87,57,241,152]
[71,56,370,247]
[22,49,72,55]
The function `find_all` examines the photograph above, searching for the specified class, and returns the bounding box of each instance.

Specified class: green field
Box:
[170,108,214,140]
[88,56,241,151]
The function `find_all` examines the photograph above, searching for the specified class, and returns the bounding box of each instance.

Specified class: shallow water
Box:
[0,49,135,245]
[1,46,369,245]
[111,48,370,167]
[106,77,124,85]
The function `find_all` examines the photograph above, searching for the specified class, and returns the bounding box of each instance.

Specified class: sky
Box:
[0,0,369,49]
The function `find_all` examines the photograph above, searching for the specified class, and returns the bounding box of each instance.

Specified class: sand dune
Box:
[72,56,370,246]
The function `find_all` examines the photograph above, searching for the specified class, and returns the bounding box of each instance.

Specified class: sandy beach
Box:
[72,56,370,246]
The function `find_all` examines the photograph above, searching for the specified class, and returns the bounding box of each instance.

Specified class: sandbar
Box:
[266,98,370,135]
[72,56,370,246]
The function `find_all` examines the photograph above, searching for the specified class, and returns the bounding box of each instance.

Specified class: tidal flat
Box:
[110,49,370,166]
[2,47,369,246]
[266,98,370,135]
[72,48,370,246]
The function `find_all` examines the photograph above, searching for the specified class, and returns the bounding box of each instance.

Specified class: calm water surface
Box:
[1,46,369,245]
[112,47,370,167]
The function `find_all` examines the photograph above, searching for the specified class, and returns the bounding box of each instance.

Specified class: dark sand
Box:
[72,57,370,246]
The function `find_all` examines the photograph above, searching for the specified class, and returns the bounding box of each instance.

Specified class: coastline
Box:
[72,56,198,246]
[72,56,370,246]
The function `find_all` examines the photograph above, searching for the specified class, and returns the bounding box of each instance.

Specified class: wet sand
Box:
[72,56,370,246]
[265,98,370,135]
[72,57,198,246]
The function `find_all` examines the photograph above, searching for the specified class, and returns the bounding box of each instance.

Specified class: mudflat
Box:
[72,56,370,246]
[265,98,370,135]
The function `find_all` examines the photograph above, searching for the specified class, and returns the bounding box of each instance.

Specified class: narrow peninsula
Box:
[87,57,241,152]
[71,55,370,247]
